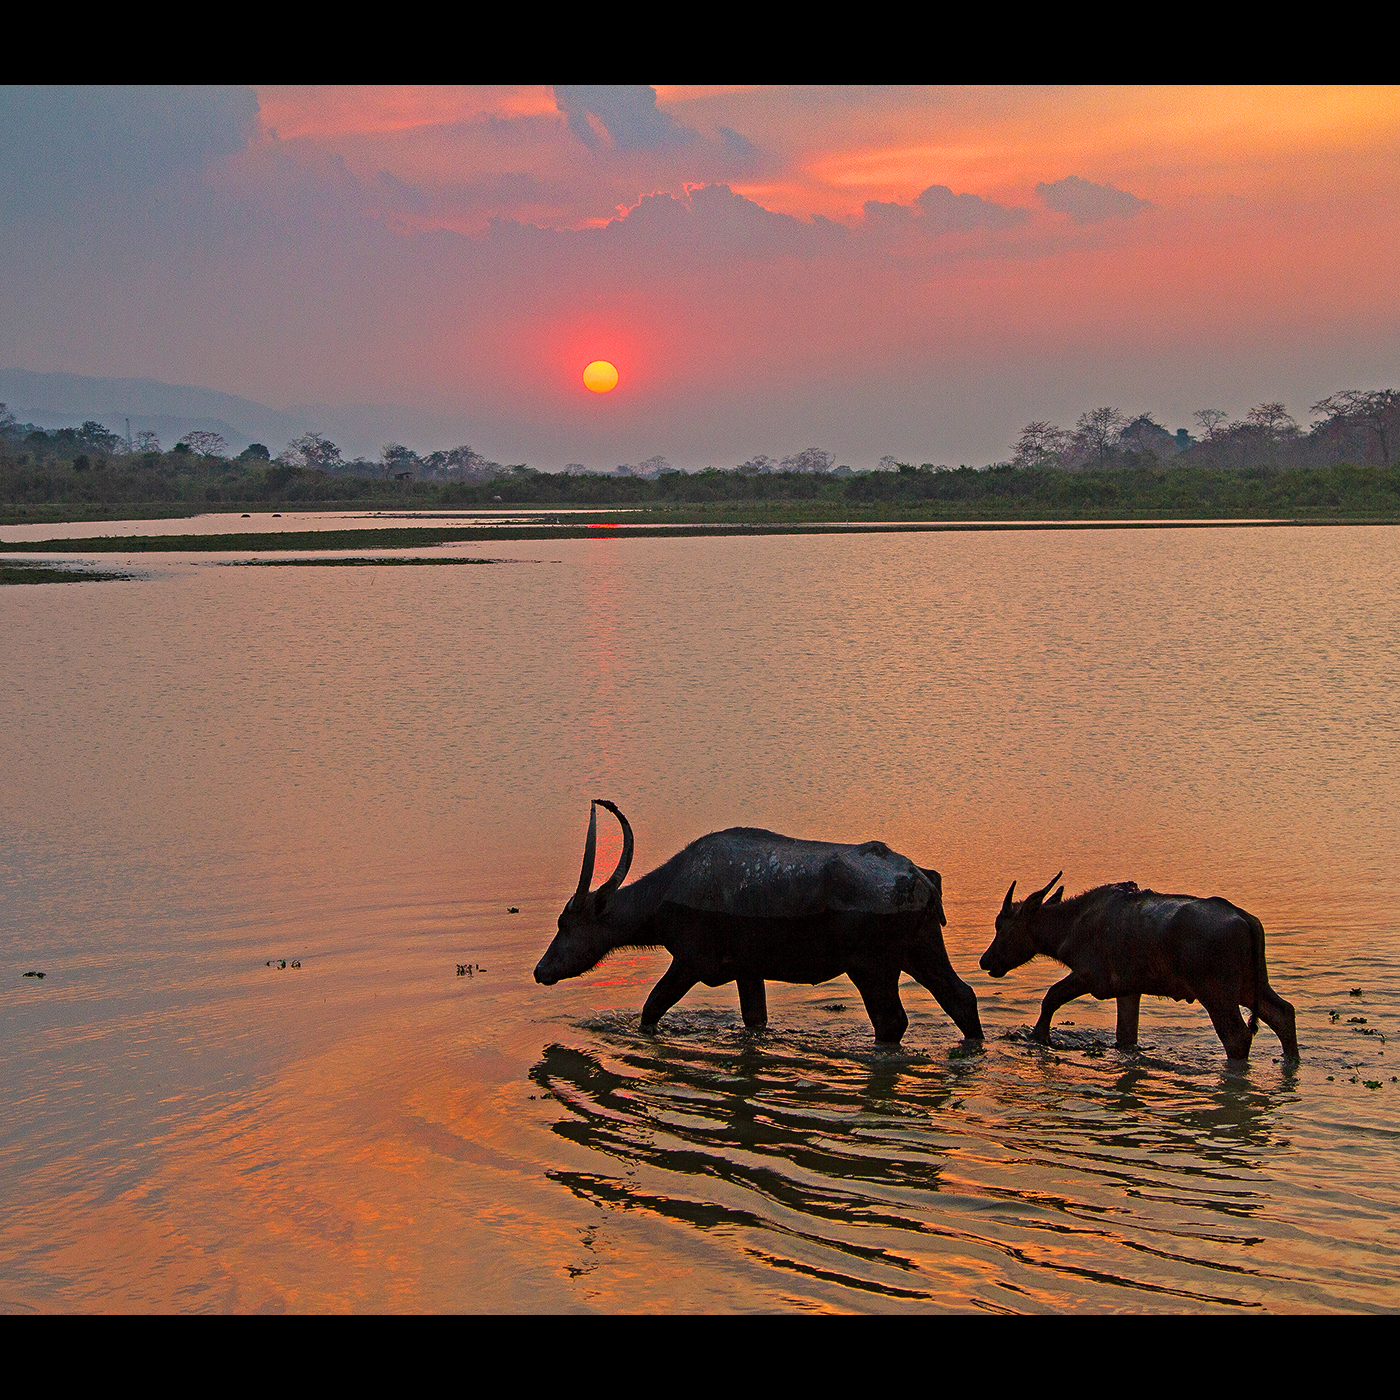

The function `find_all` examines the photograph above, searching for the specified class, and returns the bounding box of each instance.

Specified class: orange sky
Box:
[2,85,1397,466]
[252,85,1400,222]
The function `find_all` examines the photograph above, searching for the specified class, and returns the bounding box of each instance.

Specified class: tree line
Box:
[1014,390,1398,472]
[3,393,1398,519]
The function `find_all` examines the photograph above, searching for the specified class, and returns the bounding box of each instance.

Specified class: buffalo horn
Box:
[574,802,599,904]
[1026,870,1063,909]
[1001,880,1017,913]
[593,799,634,895]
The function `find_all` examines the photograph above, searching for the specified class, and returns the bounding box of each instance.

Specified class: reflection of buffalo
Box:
[531,1038,950,1212]
[534,801,983,1045]
[980,875,1299,1061]
[529,1035,1289,1306]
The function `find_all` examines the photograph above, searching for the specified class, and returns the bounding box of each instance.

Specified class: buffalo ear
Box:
[1047,886,1064,905]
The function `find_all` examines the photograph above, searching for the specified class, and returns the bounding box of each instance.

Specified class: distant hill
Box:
[0,368,313,454]
[0,368,510,462]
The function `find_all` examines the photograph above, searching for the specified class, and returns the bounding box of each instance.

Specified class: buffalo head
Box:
[979,871,1062,977]
[534,799,634,985]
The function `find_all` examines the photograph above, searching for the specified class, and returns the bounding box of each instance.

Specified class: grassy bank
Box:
[3,453,1399,526]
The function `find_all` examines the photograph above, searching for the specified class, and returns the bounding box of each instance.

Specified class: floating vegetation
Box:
[507,907,519,914]
[1329,1010,1340,1022]
[1350,987,1364,996]
[1363,1080,1382,1090]
[2,563,130,585]
[1348,1016,1368,1024]
[264,958,301,969]
[457,963,485,977]
[22,970,45,979]
[818,1003,847,1013]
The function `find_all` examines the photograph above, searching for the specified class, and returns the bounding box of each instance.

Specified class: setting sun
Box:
[583,360,619,393]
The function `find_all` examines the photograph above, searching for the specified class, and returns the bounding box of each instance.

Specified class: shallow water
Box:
[2,527,1398,1311]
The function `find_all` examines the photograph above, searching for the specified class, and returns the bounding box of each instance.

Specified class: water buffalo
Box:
[979,873,1299,1060]
[533,800,984,1045]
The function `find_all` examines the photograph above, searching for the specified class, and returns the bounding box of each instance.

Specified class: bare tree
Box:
[1013,421,1070,467]
[1072,407,1127,469]
[283,431,342,471]
[1245,403,1297,439]
[133,430,161,453]
[1193,408,1228,440]
[181,430,227,457]
[1311,389,1399,465]
[0,403,16,434]
[781,447,835,474]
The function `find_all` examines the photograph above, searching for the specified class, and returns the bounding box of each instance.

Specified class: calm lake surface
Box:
[3,526,1398,1311]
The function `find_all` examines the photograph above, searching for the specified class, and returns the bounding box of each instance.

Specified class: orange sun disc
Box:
[583,360,619,393]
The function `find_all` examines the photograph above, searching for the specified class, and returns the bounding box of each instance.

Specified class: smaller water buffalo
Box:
[979,874,1298,1060]
[534,800,984,1045]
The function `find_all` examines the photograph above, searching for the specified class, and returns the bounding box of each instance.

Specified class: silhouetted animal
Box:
[534,800,983,1045]
[979,873,1298,1060]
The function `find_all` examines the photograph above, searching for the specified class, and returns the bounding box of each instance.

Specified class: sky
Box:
[2,85,1398,468]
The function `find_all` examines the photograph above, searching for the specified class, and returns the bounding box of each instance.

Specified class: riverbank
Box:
[4,460,1399,527]
[4,516,1399,555]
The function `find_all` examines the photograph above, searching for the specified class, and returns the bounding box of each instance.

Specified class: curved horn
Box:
[1001,880,1017,914]
[1025,870,1063,910]
[593,799,634,896]
[573,802,598,904]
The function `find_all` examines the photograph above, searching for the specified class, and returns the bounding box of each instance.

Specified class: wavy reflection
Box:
[529,1013,1317,1309]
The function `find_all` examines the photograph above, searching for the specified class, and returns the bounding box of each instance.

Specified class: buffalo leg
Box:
[1032,972,1089,1044]
[641,959,698,1030]
[1116,994,1141,1049]
[1256,986,1300,1060]
[737,977,768,1029]
[1204,997,1253,1060]
[905,930,983,1039]
[848,968,909,1046]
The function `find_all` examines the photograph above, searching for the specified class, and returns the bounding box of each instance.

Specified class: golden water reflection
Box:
[2,527,1398,1310]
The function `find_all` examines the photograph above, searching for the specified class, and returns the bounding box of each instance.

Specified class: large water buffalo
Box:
[534,800,984,1045]
[979,873,1299,1060]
